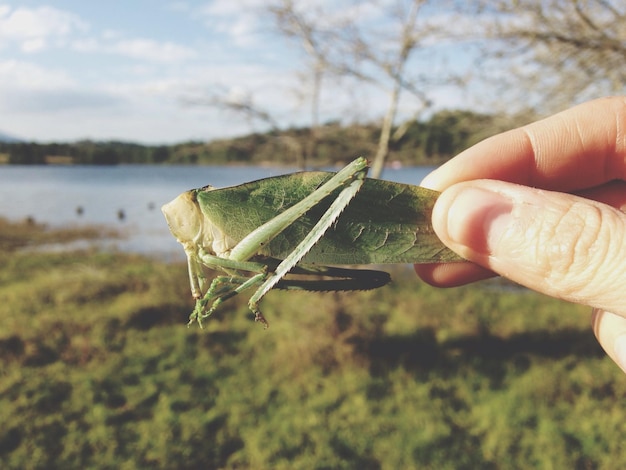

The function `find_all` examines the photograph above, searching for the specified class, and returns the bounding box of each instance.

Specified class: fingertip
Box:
[591,308,626,375]
[415,262,496,287]
[420,170,441,191]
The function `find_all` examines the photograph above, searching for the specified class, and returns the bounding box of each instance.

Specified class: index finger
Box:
[421,96,626,192]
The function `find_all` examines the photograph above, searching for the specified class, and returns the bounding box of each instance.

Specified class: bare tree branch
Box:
[269,0,471,177]
[181,86,280,131]
[477,0,626,113]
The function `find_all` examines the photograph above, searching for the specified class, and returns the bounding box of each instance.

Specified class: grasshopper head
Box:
[162,190,214,299]
[162,189,236,257]
[162,190,214,253]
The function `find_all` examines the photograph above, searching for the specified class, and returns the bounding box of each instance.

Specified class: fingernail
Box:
[614,334,626,373]
[442,187,515,255]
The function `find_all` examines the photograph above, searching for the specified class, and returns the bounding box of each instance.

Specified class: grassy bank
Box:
[0,218,624,469]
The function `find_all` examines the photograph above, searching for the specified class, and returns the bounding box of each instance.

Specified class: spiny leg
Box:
[228,157,369,262]
[275,265,392,291]
[248,167,367,318]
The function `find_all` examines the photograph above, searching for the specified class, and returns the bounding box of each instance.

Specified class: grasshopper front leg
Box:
[189,250,270,327]
[191,271,268,327]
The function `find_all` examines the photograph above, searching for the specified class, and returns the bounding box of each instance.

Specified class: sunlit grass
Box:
[0,219,623,468]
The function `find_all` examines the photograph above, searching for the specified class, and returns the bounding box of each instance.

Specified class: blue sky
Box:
[0,1,476,143]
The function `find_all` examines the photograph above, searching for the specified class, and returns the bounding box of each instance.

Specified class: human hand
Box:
[414,96,626,373]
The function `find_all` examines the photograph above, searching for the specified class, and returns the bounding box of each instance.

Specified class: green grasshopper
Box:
[162,157,462,328]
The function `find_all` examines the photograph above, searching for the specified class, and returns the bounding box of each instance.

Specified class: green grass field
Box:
[0,218,624,469]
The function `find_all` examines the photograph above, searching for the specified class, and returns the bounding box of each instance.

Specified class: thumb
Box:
[432,180,626,317]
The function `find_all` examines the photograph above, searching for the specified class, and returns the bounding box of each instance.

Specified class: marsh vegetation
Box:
[0,218,624,468]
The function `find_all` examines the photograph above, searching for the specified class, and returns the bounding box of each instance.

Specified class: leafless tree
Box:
[268,2,338,169]
[181,85,279,131]
[269,0,472,177]
[339,0,434,177]
[476,0,626,113]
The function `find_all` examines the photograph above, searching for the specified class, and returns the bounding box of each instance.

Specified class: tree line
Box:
[0,109,520,167]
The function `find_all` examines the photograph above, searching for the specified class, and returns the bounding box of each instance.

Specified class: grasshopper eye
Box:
[162,191,204,246]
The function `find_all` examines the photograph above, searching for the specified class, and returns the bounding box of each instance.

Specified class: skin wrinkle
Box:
[611,97,626,181]
[571,116,593,186]
[520,127,539,188]
[582,236,614,307]
[480,185,624,309]
[537,115,568,184]
[536,197,624,311]
[522,99,626,190]
[521,115,567,188]
[597,97,626,182]
[601,108,617,183]
[596,209,626,307]
[544,114,594,189]
[542,201,604,299]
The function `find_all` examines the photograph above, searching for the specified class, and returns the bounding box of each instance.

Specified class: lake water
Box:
[0,164,435,260]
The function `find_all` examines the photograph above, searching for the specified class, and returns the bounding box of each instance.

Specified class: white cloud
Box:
[70,37,99,53]
[110,39,197,63]
[166,1,192,13]
[0,59,74,89]
[199,0,268,47]
[0,59,126,115]
[71,36,197,63]
[0,5,88,52]
[102,29,123,40]
[21,38,46,53]
[0,5,194,63]
[201,0,246,17]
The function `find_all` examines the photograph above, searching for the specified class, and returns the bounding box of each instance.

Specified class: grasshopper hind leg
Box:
[247,166,368,313]
[249,266,391,329]
[275,265,391,291]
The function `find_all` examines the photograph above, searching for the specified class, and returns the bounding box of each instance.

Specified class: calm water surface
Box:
[0,164,434,260]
